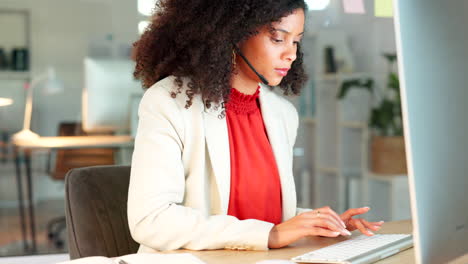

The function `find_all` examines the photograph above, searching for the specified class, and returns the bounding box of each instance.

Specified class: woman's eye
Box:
[271,38,283,43]
[293,41,301,45]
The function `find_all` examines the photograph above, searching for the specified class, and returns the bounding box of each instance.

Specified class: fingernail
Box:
[368,231,374,235]
[341,221,346,228]
[379,221,385,223]
[343,230,351,236]
[332,232,340,236]
[364,206,370,209]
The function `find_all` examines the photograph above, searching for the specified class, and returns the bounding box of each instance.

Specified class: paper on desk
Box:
[56,253,206,264]
[56,256,113,264]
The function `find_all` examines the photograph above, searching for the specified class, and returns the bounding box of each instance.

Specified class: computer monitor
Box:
[394,1,468,263]
[82,57,143,134]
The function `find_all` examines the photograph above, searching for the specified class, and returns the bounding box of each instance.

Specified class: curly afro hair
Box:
[133,0,308,112]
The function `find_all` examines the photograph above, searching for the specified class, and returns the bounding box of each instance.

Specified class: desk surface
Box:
[12,135,134,149]
[175,220,468,264]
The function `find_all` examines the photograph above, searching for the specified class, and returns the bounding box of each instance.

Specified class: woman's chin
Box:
[268,77,283,86]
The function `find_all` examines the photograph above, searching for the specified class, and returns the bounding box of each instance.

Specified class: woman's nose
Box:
[283,45,297,62]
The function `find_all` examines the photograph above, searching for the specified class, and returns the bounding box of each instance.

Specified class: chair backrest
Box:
[65,165,139,259]
[53,122,114,180]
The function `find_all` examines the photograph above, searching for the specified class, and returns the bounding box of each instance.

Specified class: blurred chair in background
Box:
[0,97,13,163]
[47,122,115,248]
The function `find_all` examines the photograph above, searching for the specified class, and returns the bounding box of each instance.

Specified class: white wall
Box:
[0,0,396,136]
[0,0,139,136]
[303,0,396,75]
[285,0,397,118]
[0,0,140,205]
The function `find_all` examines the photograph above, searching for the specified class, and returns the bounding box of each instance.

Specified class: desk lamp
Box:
[13,67,63,141]
[0,97,13,107]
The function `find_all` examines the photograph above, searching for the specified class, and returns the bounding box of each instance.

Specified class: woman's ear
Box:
[233,39,245,51]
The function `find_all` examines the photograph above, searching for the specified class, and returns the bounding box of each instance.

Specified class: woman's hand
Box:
[268,206,352,249]
[340,207,385,236]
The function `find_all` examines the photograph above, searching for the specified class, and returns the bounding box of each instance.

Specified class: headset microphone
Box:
[233,46,269,85]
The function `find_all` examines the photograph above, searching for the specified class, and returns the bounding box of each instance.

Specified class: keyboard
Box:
[291,234,413,264]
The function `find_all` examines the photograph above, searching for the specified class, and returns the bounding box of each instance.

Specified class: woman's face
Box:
[236,8,305,86]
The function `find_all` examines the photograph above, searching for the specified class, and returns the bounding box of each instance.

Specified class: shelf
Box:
[313,71,375,212]
[367,172,408,182]
[316,167,363,177]
[301,117,316,124]
[340,121,367,129]
[0,71,31,80]
[317,166,339,174]
[316,72,371,82]
[342,168,363,177]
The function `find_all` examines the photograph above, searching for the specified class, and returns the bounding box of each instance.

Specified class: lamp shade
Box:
[0,97,13,107]
[41,79,63,95]
[43,68,63,94]
[12,67,63,141]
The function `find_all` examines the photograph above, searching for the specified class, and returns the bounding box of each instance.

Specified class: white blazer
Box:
[128,75,308,253]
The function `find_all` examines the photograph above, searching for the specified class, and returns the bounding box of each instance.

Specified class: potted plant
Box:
[337,53,407,174]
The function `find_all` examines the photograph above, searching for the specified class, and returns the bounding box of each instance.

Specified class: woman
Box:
[128,0,384,253]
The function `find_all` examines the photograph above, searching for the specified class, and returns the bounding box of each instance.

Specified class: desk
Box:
[175,220,468,264]
[13,135,134,253]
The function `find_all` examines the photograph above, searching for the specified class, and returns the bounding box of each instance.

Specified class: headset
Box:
[233,45,269,85]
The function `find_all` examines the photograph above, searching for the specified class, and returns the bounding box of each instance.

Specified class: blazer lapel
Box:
[203,102,231,213]
[258,84,297,221]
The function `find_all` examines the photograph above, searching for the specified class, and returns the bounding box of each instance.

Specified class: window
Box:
[138,21,150,35]
[138,0,157,16]
[306,0,330,10]
[138,0,157,34]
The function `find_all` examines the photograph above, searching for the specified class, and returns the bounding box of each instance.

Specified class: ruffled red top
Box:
[225,86,283,225]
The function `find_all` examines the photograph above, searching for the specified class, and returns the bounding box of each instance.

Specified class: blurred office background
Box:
[0,0,411,259]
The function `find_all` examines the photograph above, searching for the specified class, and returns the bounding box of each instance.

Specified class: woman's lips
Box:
[274,68,289,76]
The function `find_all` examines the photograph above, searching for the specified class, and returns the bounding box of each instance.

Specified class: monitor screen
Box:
[395,1,468,263]
[82,57,143,134]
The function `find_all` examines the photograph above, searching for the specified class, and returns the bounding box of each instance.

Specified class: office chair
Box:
[0,132,8,163]
[47,122,115,248]
[65,165,139,259]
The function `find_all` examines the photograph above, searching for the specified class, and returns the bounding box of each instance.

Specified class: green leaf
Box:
[337,78,374,99]
[388,73,400,91]
[383,53,397,63]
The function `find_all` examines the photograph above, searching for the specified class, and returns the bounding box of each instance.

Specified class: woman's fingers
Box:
[353,219,374,236]
[316,206,346,228]
[369,220,385,226]
[302,215,341,232]
[307,227,341,237]
[305,217,351,236]
[341,207,370,220]
[317,218,351,236]
[361,219,381,231]
[345,224,357,232]
[303,210,347,234]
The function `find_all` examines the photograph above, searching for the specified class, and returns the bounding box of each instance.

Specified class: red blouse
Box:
[225,86,283,225]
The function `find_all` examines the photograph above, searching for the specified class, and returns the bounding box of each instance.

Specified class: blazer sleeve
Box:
[127,84,274,251]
